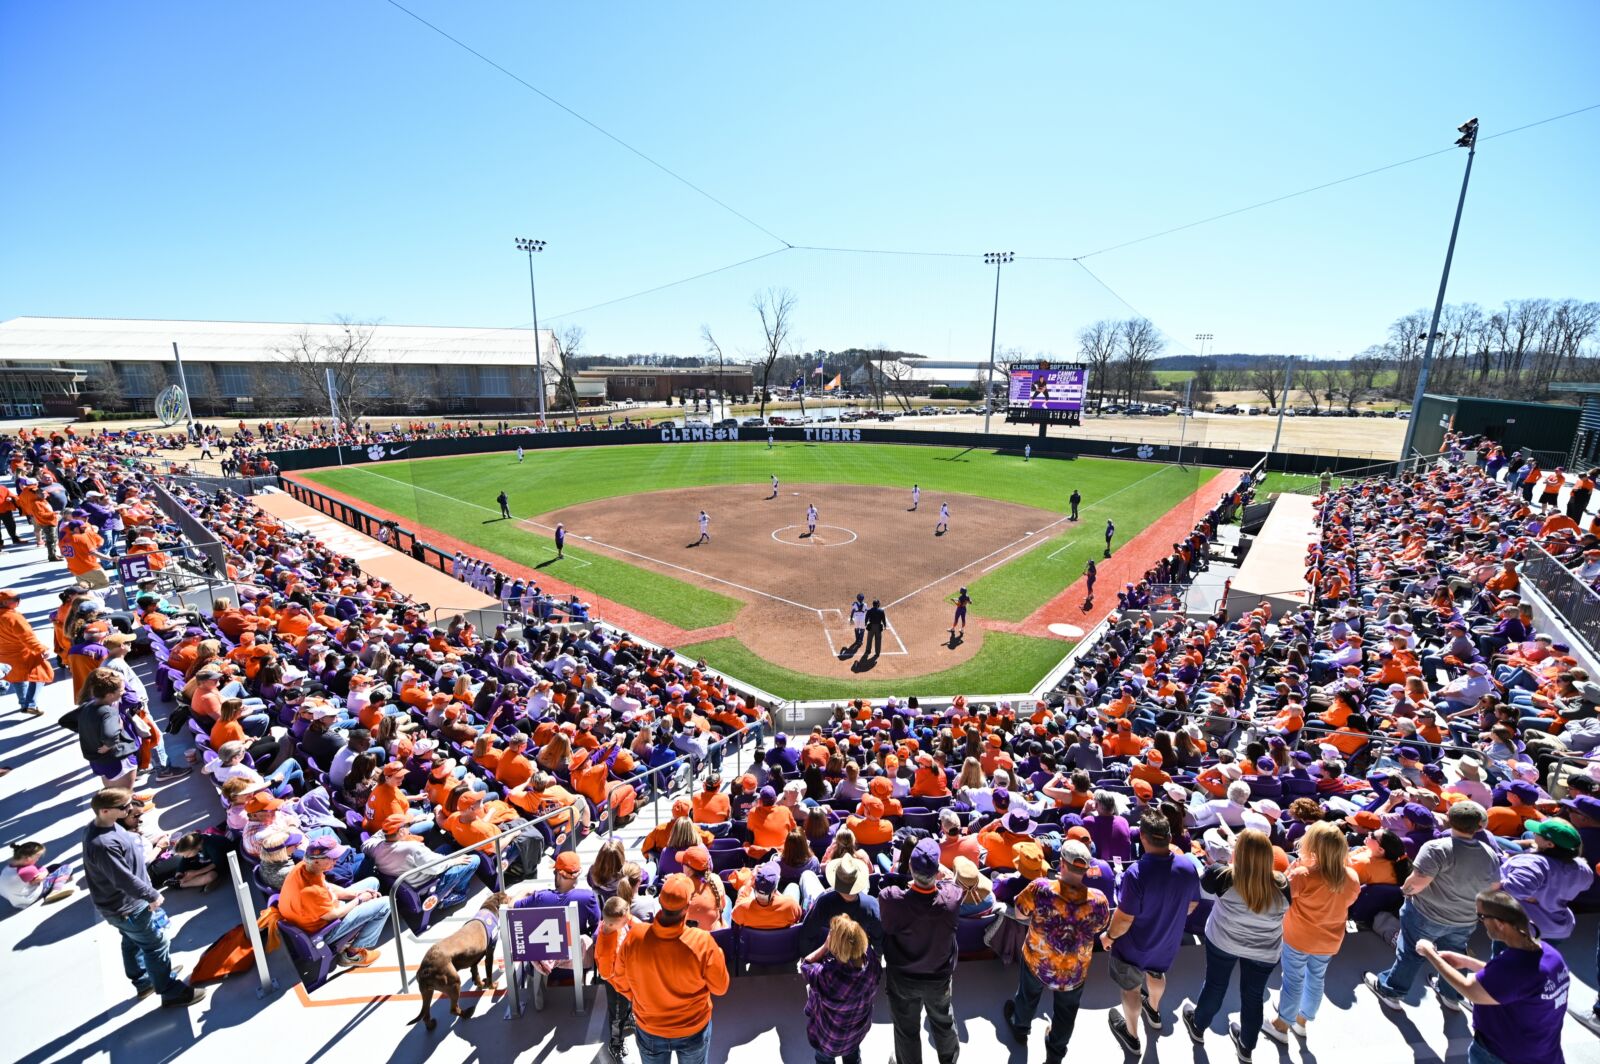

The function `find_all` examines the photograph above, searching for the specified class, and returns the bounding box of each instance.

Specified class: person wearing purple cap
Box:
[278,836,388,968]
[879,838,962,1064]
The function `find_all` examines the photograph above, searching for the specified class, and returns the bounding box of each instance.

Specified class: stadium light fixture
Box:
[1194,332,1214,359]
[1399,117,1479,470]
[515,238,548,421]
[982,252,1014,433]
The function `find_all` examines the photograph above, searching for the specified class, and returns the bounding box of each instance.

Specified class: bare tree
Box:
[700,325,726,415]
[752,287,797,419]
[879,358,920,412]
[1249,356,1291,409]
[81,363,124,411]
[1117,318,1164,403]
[271,318,380,430]
[1298,367,1327,412]
[549,325,585,412]
[1077,320,1119,412]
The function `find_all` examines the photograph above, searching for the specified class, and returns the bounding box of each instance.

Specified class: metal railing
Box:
[386,719,763,992]
[1520,543,1600,662]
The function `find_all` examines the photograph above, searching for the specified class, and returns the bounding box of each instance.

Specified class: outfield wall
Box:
[263,423,1378,475]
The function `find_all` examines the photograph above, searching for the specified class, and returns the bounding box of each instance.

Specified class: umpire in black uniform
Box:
[863,600,887,659]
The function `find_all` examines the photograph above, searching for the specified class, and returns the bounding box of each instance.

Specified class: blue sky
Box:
[3,2,1597,362]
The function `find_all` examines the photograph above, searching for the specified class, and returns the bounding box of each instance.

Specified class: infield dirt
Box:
[530,483,1066,679]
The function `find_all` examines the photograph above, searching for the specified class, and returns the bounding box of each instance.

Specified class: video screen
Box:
[1007,366,1086,411]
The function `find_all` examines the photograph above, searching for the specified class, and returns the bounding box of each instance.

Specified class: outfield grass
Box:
[680,632,1069,700]
[307,442,1201,629]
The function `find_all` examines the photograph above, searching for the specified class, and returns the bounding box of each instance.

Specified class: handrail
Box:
[385,718,761,992]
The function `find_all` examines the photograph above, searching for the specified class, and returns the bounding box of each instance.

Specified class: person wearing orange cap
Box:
[865,774,904,817]
[365,762,432,834]
[516,849,603,1006]
[362,812,478,907]
[611,872,729,1062]
[910,754,951,799]
[845,795,895,846]
[691,773,731,829]
[0,588,53,715]
[676,846,726,931]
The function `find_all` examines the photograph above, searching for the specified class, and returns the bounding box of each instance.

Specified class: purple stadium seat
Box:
[738,925,801,971]
[956,913,998,959]
[268,895,338,991]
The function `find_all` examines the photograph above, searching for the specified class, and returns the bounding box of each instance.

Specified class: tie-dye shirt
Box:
[1016,877,1111,991]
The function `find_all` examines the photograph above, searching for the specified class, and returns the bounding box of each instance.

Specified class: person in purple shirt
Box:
[516,850,601,1007]
[1099,813,1202,1057]
[1417,889,1569,1064]
[1083,791,1134,864]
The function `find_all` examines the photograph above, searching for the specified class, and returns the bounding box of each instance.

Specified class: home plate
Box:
[1047,623,1085,639]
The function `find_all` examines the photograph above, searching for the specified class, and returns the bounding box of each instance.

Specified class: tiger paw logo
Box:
[366,445,385,461]
[1137,444,1155,459]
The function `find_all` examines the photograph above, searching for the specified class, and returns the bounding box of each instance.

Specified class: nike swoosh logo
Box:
[1111,447,1131,454]
[389,447,408,455]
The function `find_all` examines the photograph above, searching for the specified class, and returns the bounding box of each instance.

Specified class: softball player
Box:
[554,522,565,559]
[806,503,818,536]
[849,594,868,643]
[951,587,971,632]
[935,501,950,535]
[770,474,779,499]
[698,510,711,543]
[517,446,525,463]
[1104,518,1115,557]
[911,484,920,511]
[1024,443,1031,462]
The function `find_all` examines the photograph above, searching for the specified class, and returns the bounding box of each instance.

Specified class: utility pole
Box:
[1399,118,1479,471]
[1271,357,1295,453]
[982,252,1013,433]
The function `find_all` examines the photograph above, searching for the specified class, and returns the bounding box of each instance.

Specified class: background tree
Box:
[271,318,380,430]
[549,325,585,411]
[700,325,726,415]
[1116,318,1164,403]
[1077,319,1119,412]
[1249,355,1291,409]
[751,287,797,419]
[80,363,124,411]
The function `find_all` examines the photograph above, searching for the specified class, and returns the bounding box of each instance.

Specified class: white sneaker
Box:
[1260,1020,1290,1045]
[1437,991,1471,1014]
[1569,1006,1600,1037]
[1364,973,1407,1011]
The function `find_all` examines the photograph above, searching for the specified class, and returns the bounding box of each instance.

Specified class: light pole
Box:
[1271,356,1296,453]
[1194,333,1213,359]
[514,237,547,422]
[1399,118,1478,471]
[982,251,1013,433]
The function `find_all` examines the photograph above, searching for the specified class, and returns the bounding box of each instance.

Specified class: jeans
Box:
[105,904,185,1001]
[1375,900,1474,1003]
[600,976,636,1049]
[814,1051,862,1064]
[268,758,305,794]
[12,680,39,710]
[886,971,959,1064]
[636,1020,711,1064]
[321,877,389,952]
[1010,961,1083,1061]
[1193,939,1276,1050]
[1276,943,1332,1023]
[1467,1041,1506,1064]
[432,861,478,907]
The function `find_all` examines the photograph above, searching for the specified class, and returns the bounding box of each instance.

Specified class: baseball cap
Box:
[307,836,347,861]
[657,873,693,912]
[671,798,692,819]
[1060,840,1093,868]
[758,785,777,804]
[1506,780,1541,804]
[909,838,942,878]
[245,792,283,814]
[860,794,885,817]
[553,851,581,875]
[753,863,780,893]
[679,845,711,872]
[1526,817,1581,853]
[381,813,409,833]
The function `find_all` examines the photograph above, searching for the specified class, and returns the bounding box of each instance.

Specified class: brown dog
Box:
[410,891,510,1031]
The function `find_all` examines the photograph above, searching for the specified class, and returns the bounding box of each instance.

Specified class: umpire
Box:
[863,600,887,659]
[879,838,962,1064]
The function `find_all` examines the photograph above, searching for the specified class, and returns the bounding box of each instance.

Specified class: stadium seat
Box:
[268,896,338,992]
[738,926,801,972]
[956,913,998,959]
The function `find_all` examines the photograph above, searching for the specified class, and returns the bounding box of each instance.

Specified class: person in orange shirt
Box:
[59,520,109,589]
[845,795,894,846]
[692,775,731,825]
[492,735,536,790]
[978,809,1037,870]
[731,862,801,929]
[611,872,729,1056]
[276,836,386,968]
[594,896,646,1058]
[0,482,22,547]
[1102,719,1149,758]
[745,786,796,854]
[1128,749,1172,790]
[365,761,432,833]
[0,588,53,715]
[676,848,727,931]
[910,754,950,798]
[1484,559,1520,594]
[865,775,903,817]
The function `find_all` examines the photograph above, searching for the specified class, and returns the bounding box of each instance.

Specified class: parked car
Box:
[1214,404,1239,415]
[716,417,739,428]
[741,416,766,427]
[1381,409,1398,418]
[876,412,898,421]
[768,415,788,426]
[683,418,710,428]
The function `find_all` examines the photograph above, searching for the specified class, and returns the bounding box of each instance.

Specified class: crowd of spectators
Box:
[2,424,1597,1064]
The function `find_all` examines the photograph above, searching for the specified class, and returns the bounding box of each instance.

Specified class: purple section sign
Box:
[505,906,569,963]
[116,554,154,584]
